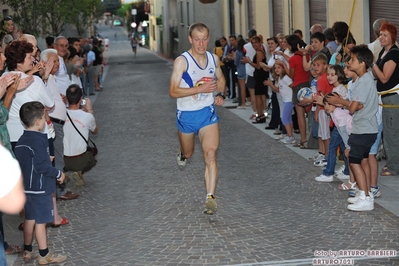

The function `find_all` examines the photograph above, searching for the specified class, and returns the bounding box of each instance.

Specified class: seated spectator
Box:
[63,84,98,185]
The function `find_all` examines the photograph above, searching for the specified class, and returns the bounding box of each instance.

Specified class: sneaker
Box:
[72,172,84,186]
[204,195,217,215]
[176,151,187,167]
[347,192,374,211]
[348,189,367,204]
[314,158,327,167]
[334,164,345,175]
[335,172,350,180]
[245,101,252,106]
[348,190,357,197]
[275,134,286,141]
[273,129,282,135]
[236,105,246,109]
[23,250,38,261]
[371,186,381,198]
[315,174,333,182]
[37,251,67,265]
[281,136,296,144]
[310,153,324,161]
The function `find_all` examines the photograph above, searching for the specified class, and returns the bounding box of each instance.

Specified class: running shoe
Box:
[176,151,187,167]
[204,195,217,215]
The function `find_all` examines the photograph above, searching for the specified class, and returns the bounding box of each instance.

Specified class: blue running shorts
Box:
[176,105,219,135]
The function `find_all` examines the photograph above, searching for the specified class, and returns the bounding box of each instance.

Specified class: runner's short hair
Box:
[188,22,209,37]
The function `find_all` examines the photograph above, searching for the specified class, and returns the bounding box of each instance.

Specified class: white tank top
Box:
[177,51,216,111]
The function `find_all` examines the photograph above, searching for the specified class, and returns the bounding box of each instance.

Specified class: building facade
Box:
[156,0,399,60]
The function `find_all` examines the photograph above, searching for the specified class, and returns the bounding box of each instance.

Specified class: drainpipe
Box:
[288,0,293,34]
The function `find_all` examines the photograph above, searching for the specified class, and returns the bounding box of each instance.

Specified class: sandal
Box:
[18,222,24,231]
[249,113,257,120]
[293,140,308,148]
[5,244,22,255]
[380,168,395,176]
[51,217,69,228]
[339,181,357,190]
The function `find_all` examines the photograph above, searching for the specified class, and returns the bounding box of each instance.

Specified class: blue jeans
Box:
[0,213,6,266]
[322,127,349,176]
[0,235,5,266]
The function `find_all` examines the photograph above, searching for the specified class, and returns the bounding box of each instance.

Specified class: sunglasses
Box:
[4,16,12,21]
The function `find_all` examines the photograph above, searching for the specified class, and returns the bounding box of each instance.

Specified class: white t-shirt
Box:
[277,75,293,102]
[6,72,54,142]
[55,56,71,95]
[47,74,67,121]
[244,42,256,76]
[0,145,21,199]
[104,38,110,46]
[63,109,96,156]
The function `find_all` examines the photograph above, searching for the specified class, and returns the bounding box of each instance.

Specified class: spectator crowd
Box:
[214,18,399,213]
[0,16,102,264]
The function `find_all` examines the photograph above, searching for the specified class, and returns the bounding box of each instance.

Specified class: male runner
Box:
[169,22,226,215]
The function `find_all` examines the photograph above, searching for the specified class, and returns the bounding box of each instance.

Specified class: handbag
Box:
[66,111,98,157]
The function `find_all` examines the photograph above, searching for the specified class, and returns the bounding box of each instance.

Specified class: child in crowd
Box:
[314,63,349,182]
[345,45,378,211]
[312,53,333,167]
[14,101,67,264]
[264,63,294,144]
[305,63,324,161]
[323,93,356,190]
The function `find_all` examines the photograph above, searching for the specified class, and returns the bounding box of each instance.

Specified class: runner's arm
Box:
[212,54,226,95]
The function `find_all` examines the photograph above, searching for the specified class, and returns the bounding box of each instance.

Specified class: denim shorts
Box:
[369,123,383,155]
[176,105,219,135]
[25,194,54,224]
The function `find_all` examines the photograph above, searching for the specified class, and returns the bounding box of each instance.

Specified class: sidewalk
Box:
[222,97,399,217]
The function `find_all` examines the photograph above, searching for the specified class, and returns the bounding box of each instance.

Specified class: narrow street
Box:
[4,24,399,266]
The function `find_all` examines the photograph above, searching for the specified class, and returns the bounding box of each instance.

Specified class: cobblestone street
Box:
[3,25,399,265]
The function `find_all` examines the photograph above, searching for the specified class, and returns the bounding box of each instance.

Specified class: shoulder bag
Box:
[66,111,98,157]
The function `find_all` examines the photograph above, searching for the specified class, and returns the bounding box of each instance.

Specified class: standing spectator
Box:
[227,35,238,100]
[220,36,231,97]
[53,36,71,96]
[277,34,310,148]
[324,28,338,55]
[368,19,389,61]
[264,62,294,144]
[0,62,26,259]
[264,36,282,133]
[371,22,399,177]
[0,16,16,50]
[234,38,247,108]
[242,29,258,119]
[84,44,95,95]
[14,101,67,263]
[92,38,103,92]
[310,24,323,35]
[104,36,110,51]
[41,49,79,202]
[5,40,53,149]
[0,145,25,265]
[346,45,378,211]
[242,36,268,123]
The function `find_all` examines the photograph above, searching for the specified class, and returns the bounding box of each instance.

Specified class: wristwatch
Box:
[216,92,226,100]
